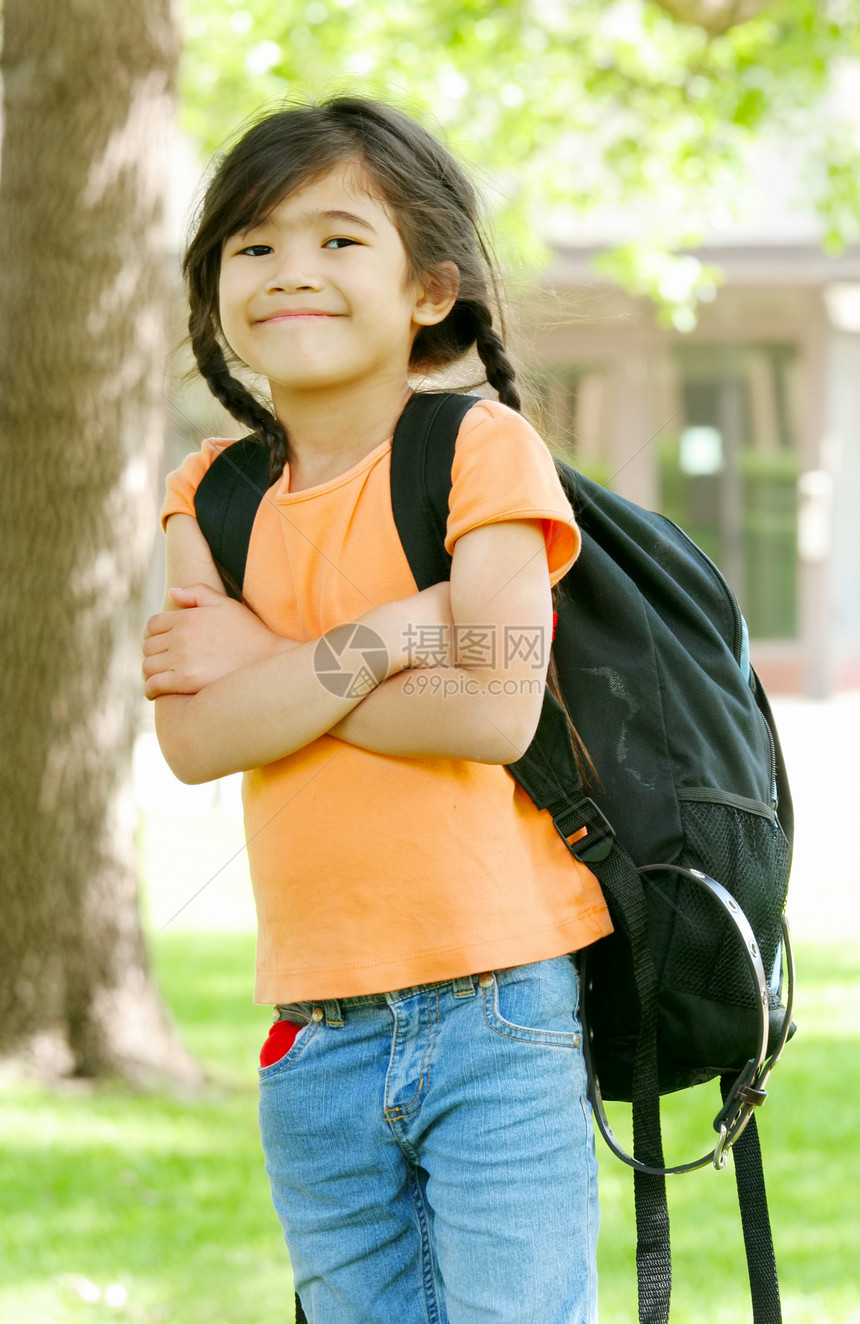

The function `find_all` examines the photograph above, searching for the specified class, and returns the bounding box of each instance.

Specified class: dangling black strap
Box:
[721,1079,782,1323]
[585,846,671,1324]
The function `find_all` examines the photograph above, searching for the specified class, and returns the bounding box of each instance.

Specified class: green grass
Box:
[1,938,858,1323]
[0,935,285,1324]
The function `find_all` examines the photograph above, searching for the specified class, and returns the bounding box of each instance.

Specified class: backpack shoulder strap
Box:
[390,390,600,841]
[195,394,478,598]
[389,392,480,589]
[193,436,269,597]
[193,394,478,597]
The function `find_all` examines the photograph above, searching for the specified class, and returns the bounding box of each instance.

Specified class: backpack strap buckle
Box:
[711,1059,771,1169]
[549,797,615,864]
[712,1123,731,1170]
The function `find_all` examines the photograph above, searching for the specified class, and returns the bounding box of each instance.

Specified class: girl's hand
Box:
[142,583,296,699]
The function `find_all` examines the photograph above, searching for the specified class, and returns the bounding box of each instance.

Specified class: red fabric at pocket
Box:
[260,1019,304,1067]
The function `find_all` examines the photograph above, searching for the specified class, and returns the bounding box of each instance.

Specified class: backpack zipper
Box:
[758,682,780,810]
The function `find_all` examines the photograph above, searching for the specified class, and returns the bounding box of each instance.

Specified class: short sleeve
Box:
[444,400,580,586]
[160,437,237,531]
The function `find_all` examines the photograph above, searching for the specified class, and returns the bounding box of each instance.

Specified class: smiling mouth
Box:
[259,311,339,323]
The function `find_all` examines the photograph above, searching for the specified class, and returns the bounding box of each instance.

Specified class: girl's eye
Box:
[323,237,358,250]
[238,244,273,257]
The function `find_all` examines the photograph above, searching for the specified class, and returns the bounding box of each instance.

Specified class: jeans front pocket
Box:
[258,1009,320,1082]
[481,955,583,1049]
[260,1019,308,1068]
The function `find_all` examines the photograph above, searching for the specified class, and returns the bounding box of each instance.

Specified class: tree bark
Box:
[0,0,202,1087]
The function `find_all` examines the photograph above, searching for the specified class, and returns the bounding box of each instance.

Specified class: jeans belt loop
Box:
[323,999,344,1027]
[452,975,476,998]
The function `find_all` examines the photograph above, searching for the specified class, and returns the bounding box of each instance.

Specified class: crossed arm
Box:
[143,513,552,784]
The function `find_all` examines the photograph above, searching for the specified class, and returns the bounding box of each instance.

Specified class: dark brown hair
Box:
[182,95,520,485]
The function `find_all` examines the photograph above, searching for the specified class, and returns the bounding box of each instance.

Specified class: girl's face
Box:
[218,161,453,411]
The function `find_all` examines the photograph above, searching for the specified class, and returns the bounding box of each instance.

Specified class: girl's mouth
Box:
[259,310,339,323]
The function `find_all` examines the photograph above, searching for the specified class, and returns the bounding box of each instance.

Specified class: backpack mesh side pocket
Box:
[645,795,791,1075]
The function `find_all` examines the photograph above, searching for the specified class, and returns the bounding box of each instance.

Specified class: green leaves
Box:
[180,0,860,321]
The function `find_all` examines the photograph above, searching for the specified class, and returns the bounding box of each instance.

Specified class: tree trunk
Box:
[0,0,202,1087]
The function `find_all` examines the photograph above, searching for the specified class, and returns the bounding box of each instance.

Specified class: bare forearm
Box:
[154,645,349,782]
[155,603,408,783]
[330,665,542,764]
[153,592,449,783]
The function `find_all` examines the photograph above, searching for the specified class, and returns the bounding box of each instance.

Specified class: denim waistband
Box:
[275,973,490,1027]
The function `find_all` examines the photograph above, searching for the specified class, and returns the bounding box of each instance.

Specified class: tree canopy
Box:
[181,0,860,326]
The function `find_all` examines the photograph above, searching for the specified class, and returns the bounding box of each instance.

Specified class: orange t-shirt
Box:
[161,398,613,1003]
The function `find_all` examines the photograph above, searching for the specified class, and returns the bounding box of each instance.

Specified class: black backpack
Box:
[194,391,796,1324]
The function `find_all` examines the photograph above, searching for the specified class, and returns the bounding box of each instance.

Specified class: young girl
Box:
[143,96,613,1324]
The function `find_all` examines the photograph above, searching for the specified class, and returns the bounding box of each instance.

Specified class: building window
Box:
[661,344,800,641]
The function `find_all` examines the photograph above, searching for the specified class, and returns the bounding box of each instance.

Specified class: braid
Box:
[189,315,289,486]
[467,300,521,413]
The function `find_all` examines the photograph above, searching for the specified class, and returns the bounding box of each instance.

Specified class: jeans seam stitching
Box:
[421,988,440,1095]
[481,987,581,1047]
[408,1166,443,1324]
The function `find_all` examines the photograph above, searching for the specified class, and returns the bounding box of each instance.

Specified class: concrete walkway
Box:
[135,692,860,942]
[767,691,860,943]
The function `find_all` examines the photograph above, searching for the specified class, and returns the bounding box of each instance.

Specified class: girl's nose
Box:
[267,272,323,293]
[266,253,323,294]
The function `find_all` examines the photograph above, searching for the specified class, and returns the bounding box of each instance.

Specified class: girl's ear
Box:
[412,261,459,327]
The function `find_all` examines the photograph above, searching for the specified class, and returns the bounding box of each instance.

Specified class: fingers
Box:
[143,611,176,640]
[143,673,168,701]
[142,633,169,658]
[143,671,198,701]
[141,653,182,699]
[141,650,170,679]
[143,583,220,639]
[168,582,222,608]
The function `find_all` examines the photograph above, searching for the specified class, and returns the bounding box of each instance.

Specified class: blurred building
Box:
[527,249,860,697]
[526,107,860,697]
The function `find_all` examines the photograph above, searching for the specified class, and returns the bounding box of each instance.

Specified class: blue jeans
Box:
[258,954,599,1323]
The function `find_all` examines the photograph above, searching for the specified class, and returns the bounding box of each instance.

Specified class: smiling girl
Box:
[143,97,611,1324]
